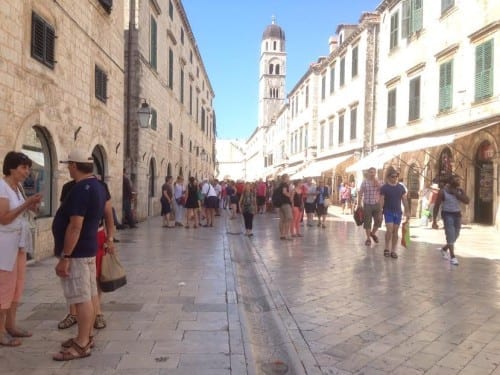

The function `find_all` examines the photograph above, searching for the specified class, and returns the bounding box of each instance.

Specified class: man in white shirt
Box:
[202,179,218,227]
[213,179,222,216]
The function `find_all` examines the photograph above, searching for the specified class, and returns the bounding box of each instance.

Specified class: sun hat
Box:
[60,149,93,164]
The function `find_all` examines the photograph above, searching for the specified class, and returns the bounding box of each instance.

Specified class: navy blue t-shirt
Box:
[380,183,406,214]
[52,177,106,258]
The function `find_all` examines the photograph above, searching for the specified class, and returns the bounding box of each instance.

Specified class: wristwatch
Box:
[62,253,72,259]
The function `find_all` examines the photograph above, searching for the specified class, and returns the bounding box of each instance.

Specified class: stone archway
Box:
[148,158,156,216]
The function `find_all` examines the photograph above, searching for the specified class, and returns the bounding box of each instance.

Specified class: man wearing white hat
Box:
[52,149,107,361]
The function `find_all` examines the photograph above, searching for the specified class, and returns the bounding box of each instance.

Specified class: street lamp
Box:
[137,100,152,128]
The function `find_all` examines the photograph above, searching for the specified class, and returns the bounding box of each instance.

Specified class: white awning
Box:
[346,126,489,173]
[291,154,352,179]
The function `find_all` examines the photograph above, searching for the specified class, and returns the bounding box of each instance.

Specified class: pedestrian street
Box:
[2,208,500,374]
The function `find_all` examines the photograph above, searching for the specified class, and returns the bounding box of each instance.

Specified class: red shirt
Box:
[235,182,245,194]
[256,182,266,197]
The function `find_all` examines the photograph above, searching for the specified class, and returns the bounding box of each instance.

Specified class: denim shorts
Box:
[442,211,462,245]
[384,211,402,225]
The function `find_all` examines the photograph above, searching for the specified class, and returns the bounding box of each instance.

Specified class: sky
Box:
[182,0,381,141]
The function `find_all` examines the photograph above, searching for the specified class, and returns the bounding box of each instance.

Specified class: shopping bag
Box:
[401,222,411,248]
[99,252,127,292]
[353,206,364,226]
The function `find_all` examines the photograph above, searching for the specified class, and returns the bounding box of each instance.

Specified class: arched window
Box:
[273,41,277,50]
[92,146,106,178]
[148,159,156,197]
[21,126,53,217]
[167,162,172,177]
[275,64,280,75]
[269,64,274,74]
[407,163,420,199]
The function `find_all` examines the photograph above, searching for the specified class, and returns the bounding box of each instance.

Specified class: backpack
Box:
[271,186,282,207]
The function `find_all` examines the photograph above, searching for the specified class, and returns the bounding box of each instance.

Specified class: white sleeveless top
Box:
[0,178,27,271]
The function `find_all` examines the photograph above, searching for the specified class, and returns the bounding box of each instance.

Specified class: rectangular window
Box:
[330,66,335,94]
[168,122,173,140]
[338,114,344,144]
[94,65,107,103]
[168,48,174,89]
[305,86,309,108]
[350,108,357,140]
[387,88,397,128]
[441,0,454,14]
[439,60,453,112]
[31,12,55,69]
[181,27,184,44]
[150,16,157,70]
[180,133,184,147]
[329,120,334,147]
[351,46,358,78]
[320,124,325,150]
[169,0,174,20]
[150,108,157,131]
[201,107,205,131]
[189,85,193,115]
[340,57,345,86]
[98,0,112,14]
[196,97,199,123]
[321,75,326,100]
[409,76,421,121]
[180,68,184,104]
[475,39,494,101]
[299,128,303,152]
[402,0,423,38]
[390,11,399,50]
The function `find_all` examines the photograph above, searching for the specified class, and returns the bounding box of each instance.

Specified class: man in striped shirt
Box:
[357,167,382,246]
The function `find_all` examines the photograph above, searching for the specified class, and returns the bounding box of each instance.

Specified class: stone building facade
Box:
[124,0,215,220]
[0,0,124,259]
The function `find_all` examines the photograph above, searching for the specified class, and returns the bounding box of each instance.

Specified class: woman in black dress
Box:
[184,176,199,228]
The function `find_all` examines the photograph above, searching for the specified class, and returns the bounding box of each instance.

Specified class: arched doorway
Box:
[148,158,156,216]
[474,141,494,224]
[167,162,172,177]
[92,145,106,179]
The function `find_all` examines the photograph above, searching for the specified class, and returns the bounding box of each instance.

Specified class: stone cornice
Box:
[167,28,177,45]
[149,0,161,15]
[385,75,401,87]
[434,43,460,61]
[468,21,500,43]
[406,62,426,77]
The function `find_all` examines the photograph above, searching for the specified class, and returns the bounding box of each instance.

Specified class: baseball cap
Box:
[60,149,93,164]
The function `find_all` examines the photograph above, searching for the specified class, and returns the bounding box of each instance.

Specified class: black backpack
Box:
[271,186,282,207]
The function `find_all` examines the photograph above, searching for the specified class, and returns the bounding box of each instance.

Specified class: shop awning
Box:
[290,154,352,179]
[345,126,491,173]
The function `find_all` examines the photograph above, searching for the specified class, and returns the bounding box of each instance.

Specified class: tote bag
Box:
[99,252,127,292]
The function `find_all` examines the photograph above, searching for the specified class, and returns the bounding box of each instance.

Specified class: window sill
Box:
[407,118,422,126]
[436,108,453,117]
[440,5,458,20]
[472,96,496,107]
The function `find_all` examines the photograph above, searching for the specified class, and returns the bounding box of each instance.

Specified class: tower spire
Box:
[271,15,276,24]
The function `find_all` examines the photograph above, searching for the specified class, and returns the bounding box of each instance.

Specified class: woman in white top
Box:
[0,151,42,347]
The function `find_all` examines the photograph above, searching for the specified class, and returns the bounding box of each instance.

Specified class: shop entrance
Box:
[474,141,494,224]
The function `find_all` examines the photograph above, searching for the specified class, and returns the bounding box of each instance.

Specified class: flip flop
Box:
[6,328,32,338]
[0,332,21,347]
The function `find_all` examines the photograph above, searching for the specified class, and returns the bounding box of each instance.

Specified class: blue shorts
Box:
[384,211,402,225]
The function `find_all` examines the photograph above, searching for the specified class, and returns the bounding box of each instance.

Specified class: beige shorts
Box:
[60,257,97,305]
[279,203,293,222]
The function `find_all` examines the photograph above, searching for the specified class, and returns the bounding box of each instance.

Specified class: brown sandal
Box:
[58,314,77,329]
[0,332,21,347]
[61,336,94,349]
[384,249,390,257]
[390,252,398,259]
[53,340,91,361]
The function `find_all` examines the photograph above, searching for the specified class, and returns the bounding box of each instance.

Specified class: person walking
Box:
[226,181,238,219]
[160,176,174,228]
[379,167,409,259]
[256,178,267,214]
[304,178,317,227]
[202,179,218,227]
[173,176,186,226]
[341,182,351,214]
[290,180,304,237]
[52,149,107,361]
[278,174,293,240]
[315,180,330,228]
[357,167,382,246]
[184,177,199,228]
[122,169,137,228]
[0,151,42,347]
[433,174,469,266]
[239,182,257,236]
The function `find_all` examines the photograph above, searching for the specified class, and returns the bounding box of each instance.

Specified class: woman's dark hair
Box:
[3,151,32,175]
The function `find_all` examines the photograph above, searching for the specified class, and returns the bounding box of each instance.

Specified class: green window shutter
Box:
[387,89,397,127]
[321,76,326,100]
[151,108,157,130]
[475,40,494,101]
[338,115,344,144]
[330,67,335,94]
[390,12,399,50]
[412,0,423,33]
[350,108,357,139]
[409,77,420,121]
[439,60,453,112]
[352,46,358,77]
[441,0,454,14]
[402,0,411,38]
[150,16,157,70]
[340,57,345,86]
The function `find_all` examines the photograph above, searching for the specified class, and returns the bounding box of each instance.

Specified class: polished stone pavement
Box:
[2,207,500,374]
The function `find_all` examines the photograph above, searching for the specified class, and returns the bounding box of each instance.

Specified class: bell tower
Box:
[258,16,286,128]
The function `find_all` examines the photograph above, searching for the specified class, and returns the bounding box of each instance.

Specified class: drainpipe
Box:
[370,23,379,156]
[125,0,135,163]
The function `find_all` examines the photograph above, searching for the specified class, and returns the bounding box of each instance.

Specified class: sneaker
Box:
[450,257,459,266]
[441,249,449,259]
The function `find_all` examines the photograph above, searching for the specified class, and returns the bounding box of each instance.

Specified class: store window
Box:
[407,163,420,199]
[21,126,53,217]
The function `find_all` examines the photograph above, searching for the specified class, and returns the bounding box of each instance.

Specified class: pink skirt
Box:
[0,251,26,309]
